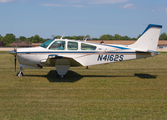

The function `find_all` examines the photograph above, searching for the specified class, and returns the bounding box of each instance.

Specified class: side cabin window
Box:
[68,41,78,50]
[49,41,65,50]
[81,43,97,50]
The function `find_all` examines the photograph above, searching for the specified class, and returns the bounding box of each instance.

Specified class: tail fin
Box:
[129,24,162,52]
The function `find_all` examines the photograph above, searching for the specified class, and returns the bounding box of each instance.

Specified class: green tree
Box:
[99,34,109,40]
[3,33,16,46]
[114,34,122,40]
[77,36,85,40]
[91,38,99,40]
[85,35,90,40]
[131,37,137,40]
[137,34,141,39]
[32,35,43,43]
[108,35,115,40]
[122,36,130,40]
[19,36,27,41]
[54,35,61,39]
[0,41,6,47]
[0,35,3,41]
[27,36,34,43]
[72,36,77,40]
[159,33,167,40]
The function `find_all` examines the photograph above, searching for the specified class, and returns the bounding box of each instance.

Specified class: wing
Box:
[40,54,82,67]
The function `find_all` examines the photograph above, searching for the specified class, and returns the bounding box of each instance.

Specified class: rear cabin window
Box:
[68,41,78,50]
[81,43,96,50]
[49,41,65,50]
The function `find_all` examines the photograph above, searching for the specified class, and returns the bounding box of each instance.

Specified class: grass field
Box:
[0,51,167,120]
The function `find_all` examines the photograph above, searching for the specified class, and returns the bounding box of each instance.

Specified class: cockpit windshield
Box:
[40,39,54,48]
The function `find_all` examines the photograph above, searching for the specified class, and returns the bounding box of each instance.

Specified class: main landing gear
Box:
[55,59,70,79]
[57,73,65,79]
[16,67,23,77]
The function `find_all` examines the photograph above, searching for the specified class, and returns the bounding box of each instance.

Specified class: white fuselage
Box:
[16,39,152,68]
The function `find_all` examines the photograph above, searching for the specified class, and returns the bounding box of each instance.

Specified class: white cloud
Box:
[40,3,85,8]
[122,3,135,9]
[40,0,129,8]
[0,0,14,3]
[40,2,83,7]
[70,0,82,3]
[88,0,128,4]
[68,0,128,4]
[40,4,66,7]
[165,8,167,13]
[152,7,167,13]
[71,5,85,8]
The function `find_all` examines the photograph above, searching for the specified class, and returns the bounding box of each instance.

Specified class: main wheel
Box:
[17,71,23,77]
[57,74,64,79]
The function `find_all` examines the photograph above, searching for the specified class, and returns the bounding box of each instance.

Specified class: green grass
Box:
[0,51,167,120]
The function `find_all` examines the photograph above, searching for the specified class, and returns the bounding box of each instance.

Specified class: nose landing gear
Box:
[16,67,23,77]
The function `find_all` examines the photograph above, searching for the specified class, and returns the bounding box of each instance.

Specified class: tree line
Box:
[0,33,167,47]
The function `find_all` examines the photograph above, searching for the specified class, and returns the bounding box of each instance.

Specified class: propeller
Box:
[14,48,17,72]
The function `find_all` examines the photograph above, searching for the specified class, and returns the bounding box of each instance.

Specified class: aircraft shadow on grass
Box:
[134,73,157,79]
[24,70,157,83]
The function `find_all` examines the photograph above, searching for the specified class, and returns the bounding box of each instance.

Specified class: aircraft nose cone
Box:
[9,50,17,55]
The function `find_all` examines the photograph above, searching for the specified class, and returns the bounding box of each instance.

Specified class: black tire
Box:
[17,72,23,77]
[57,75,64,79]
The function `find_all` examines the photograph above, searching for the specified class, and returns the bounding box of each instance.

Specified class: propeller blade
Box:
[14,47,17,72]
[15,55,16,72]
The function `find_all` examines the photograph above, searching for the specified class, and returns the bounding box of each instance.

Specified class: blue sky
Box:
[0,0,167,39]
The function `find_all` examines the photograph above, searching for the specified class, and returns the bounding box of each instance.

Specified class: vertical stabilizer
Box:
[129,24,162,51]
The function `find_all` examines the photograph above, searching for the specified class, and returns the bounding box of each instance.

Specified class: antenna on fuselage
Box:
[60,33,66,39]
[84,38,88,42]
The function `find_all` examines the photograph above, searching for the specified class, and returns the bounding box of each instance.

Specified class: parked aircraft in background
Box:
[9,24,162,78]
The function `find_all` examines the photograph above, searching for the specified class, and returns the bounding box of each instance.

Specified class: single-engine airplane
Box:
[9,24,162,78]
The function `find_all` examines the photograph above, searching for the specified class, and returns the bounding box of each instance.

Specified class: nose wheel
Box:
[17,71,24,77]
[16,67,24,77]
